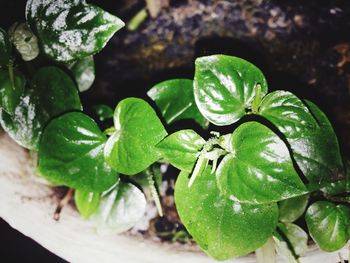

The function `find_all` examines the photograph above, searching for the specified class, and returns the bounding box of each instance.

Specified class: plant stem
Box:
[8,62,15,90]
[188,156,206,187]
[145,168,163,217]
[103,127,116,136]
[127,9,148,31]
[53,188,74,221]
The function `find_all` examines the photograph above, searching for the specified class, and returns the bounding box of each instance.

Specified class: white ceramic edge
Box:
[0,134,348,263]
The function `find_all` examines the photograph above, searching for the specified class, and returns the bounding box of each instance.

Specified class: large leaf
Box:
[277,223,308,257]
[147,79,208,128]
[0,28,11,66]
[305,201,350,252]
[278,194,309,223]
[67,55,95,92]
[26,0,124,62]
[156,129,205,172]
[75,190,100,219]
[38,112,118,192]
[104,98,167,175]
[0,69,25,115]
[216,121,307,204]
[194,55,268,126]
[259,91,344,184]
[92,180,146,235]
[0,66,81,150]
[175,166,278,260]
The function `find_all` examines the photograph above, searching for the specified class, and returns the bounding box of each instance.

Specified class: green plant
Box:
[0,2,349,262]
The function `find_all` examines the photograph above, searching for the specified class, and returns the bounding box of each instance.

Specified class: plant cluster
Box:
[0,1,349,262]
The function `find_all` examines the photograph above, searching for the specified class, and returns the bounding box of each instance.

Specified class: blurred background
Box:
[1,0,350,261]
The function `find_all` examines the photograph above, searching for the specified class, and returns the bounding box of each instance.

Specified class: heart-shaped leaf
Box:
[175,166,278,260]
[67,55,95,92]
[156,129,205,172]
[26,0,124,62]
[216,121,307,204]
[75,190,100,219]
[0,69,25,115]
[0,66,81,150]
[277,223,308,257]
[104,98,167,175]
[259,91,344,184]
[0,28,11,66]
[147,79,208,128]
[92,180,146,235]
[278,194,309,223]
[305,201,350,252]
[38,112,118,192]
[194,55,268,126]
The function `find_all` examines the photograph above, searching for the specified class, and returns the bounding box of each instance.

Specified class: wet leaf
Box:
[278,194,309,223]
[104,98,167,175]
[38,112,118,192]
[175,166,278,260]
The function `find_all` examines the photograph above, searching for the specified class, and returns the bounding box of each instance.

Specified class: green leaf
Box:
[156,129,205,172]
[67,55,95,92]
[104,98,167,175]
[38,112,118,192]
[273,236,298,263]
[0,28,11,66]
[216,121,307,204]
[0,66,81,150]
[0,69,25,115]
[147,79,209,128]
[92,180,146,235]
[278,194,309,223]
[259,91,344,184]
[305,201,350,252]
[175,166,278,260]
[75,189,100,219]
[278,223,308,257]
[194,55,268,126]
[26,0,125,62]
[93,104,113,121]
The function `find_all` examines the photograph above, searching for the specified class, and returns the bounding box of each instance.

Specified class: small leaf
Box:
[273,236,298,263]
[0,69,25,115]
[194,55,268,126]
[38,112,118,192]
[92,180,146,235]
[26,0,125,62]
[156,129,205,172]
[305,201,350,252]
[175,166,278,260]
[104,98,167,175]
[0,27,11,66]
[216,121,307,204]
[147,79,208,128]
[0,66,81,150]
[75,190,100,219]
[278,222,308,257]
[93,104,113,121]
[67,55,95,92]
[259,91,344,184]
[278,194,309,223]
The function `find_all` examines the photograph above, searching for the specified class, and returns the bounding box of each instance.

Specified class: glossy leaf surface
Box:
[175,166,278,260]
[104,98,167,175]
[92,180,146,235]
[305,201,350,252]
[147,79,208,128]
[0,28,11,66]
[278,194,309,223]
[259,91,343,184]
[75,190,100,219]
[38,112,118,192]
[0,69,25,115]
[156,129,205,172]
[93,104,113,121]
[278,223,308,257]
[216,121,307,204]
[26,0,124,61]
[0,66,81,150]
[194,55,268,126]
[67,55,95,92]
